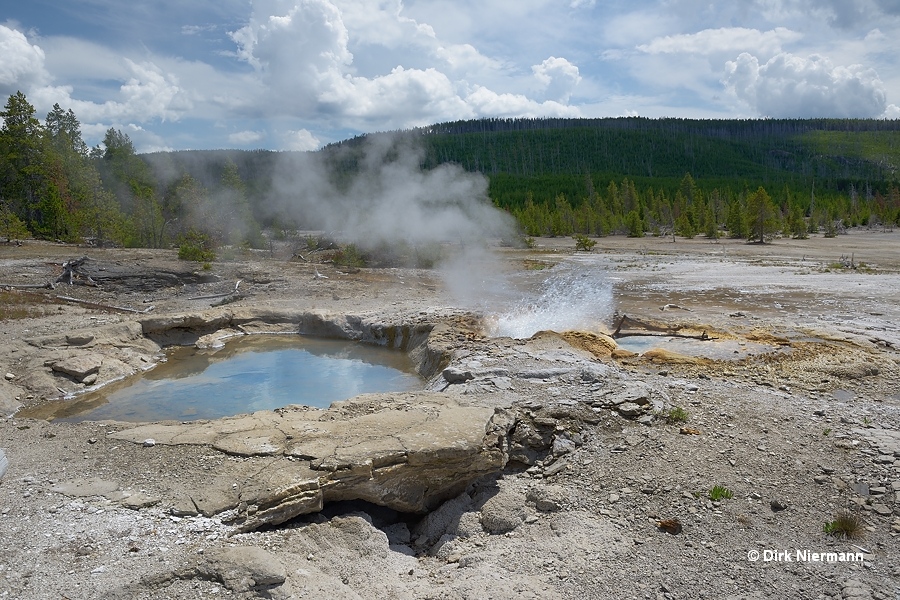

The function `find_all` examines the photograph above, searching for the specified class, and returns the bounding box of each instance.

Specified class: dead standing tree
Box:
[55,256,97,287]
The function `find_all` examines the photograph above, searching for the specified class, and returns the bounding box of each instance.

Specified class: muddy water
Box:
[28,335,424,422]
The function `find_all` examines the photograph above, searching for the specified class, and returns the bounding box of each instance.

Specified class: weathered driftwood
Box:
[187,280,242,301]
[612,314,714,341]
[55,257,97,287]
[0,282,55,289]
[57,295,154,314]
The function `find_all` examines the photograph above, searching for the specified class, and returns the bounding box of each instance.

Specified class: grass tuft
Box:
[665,406,689,423]
[708,484,734,501]
[824,510,863,539]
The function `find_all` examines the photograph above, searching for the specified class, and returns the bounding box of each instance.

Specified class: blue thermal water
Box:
[57,336,422,422]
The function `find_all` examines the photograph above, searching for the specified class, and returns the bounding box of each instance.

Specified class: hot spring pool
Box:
[34,335,424,423]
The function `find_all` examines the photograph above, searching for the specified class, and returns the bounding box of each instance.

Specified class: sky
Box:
[2,0,900,152]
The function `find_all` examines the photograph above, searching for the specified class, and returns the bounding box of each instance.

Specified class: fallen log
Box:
[0,282,55,289]
[612,314,715,341]
[187,280,242,301]
[57,295,154,314]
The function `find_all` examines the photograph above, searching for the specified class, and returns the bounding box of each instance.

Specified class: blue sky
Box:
[3,0,899,152]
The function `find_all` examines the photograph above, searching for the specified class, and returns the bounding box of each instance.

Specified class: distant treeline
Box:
[325,117,900,239]
[2,90,899,250]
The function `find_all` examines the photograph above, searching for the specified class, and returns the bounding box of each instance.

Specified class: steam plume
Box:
[266,133,518,249]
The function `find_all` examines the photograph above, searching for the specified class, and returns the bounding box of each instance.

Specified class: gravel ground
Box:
[1,232,899,600]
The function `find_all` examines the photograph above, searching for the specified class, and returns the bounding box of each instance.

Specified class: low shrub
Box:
[177,230,216,262]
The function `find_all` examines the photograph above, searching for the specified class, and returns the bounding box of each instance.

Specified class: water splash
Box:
[488,263,615,339]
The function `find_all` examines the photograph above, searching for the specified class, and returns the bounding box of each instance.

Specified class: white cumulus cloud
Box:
[228,0,579,129]
[282,128,320,151]
[0,25,50,95]
[638,27,801,60]
[228,130,265,145]
[465,86,581,118]
[28,60,190,125]
[724,52,888,118]
[532,57,581,103]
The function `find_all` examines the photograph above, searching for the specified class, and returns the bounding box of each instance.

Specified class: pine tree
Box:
[745,186,779,243]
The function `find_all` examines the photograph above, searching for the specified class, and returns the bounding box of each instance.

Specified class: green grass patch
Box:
[665,406,689,423]
[708,484,734,501]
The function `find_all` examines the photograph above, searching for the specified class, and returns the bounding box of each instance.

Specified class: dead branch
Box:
[187,280,242,301]
[57,295,155,314]
[612,314,715,341]
[55,257,97,287]
[0,282,55,289]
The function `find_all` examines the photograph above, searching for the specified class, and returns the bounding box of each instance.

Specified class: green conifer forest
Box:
[2,91,899,250]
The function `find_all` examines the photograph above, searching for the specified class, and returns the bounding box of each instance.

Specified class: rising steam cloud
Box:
[265,135,613,338]
[266,134,518,249]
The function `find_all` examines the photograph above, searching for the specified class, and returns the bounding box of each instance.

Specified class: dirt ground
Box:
[1,231,899,599]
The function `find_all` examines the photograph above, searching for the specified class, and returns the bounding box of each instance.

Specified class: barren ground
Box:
[1,231,899,600]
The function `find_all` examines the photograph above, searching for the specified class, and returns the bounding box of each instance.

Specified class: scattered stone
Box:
[442,367,474,384]
[871,504,892,516]
[542,457,569,478]
[770,499,787,512]
[526,485,566,512]
[119,492,161,509]
[603,383,652,407]
[200,546,286,593]
[480,491,526,534]
[170,496,200,517]
[851,483,870,497]
[875,455,896,464]
[0,449,7,480]
[50,353,103,383]
[813,475,829,484]
[4,372,14,381]
[616,402,644,417]
[385,522,412,545]
[551,436,576,456]
[841,579,873,600]
[413,493,474,547]
[580,365,611,383]
[656,518,682,535]
[142,438,156,447]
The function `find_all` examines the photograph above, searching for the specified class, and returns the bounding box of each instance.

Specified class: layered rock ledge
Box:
[107,392,513,531]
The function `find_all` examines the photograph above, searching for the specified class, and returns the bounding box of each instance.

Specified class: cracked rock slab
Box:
[51,353,103,382]
[108,392,512,530]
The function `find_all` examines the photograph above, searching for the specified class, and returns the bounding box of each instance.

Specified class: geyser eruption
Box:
[488,262,614,339]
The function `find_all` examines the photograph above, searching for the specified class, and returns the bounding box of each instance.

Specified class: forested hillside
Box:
[326,117,900,239]
[2,89,899,252]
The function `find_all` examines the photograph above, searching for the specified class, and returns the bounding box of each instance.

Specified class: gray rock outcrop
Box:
[108,392,514,531]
